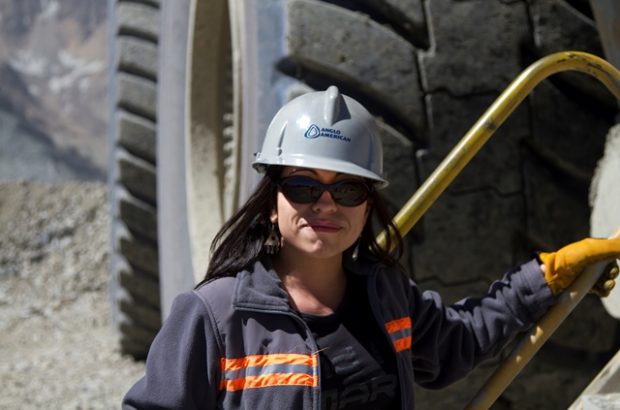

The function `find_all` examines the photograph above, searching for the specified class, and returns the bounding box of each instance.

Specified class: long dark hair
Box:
[197,167,403,285]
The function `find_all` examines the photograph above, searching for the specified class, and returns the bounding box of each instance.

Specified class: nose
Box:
[311,189,337,213]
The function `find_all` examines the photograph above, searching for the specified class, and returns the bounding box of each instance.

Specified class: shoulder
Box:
[158,277,240,352]
[356,260,413,300]
[191,276,238,320]
[371,260,412,286]
[194,276,237,302]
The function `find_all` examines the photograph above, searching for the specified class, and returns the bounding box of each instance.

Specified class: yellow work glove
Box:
[538,238,620,296]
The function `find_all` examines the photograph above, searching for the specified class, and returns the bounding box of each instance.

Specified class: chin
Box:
[306,243,348,259]
[285,235,352,259]
[286,241,334,258]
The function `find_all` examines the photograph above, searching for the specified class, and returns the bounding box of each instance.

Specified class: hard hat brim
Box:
[253,154,389,189]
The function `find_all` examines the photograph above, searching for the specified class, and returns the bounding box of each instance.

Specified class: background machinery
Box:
[108,0,620,407]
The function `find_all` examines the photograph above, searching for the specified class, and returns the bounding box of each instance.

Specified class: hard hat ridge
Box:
[323,85,349,125]
[253,85,388,188]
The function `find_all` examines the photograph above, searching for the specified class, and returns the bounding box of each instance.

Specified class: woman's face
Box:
[272,167,371,260]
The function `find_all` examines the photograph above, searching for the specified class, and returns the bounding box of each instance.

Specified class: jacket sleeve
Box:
[410,259,555,389]
[122,291,222,409]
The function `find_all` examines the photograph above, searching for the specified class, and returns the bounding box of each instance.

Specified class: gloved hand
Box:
[538,237,620,295]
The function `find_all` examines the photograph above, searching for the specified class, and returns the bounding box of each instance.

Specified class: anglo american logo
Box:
[304,124,351,142]
[304,124,321,139]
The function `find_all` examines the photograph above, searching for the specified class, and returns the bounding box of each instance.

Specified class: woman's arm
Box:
[410,236,620,388]
[122,292,222,409]
[410,259,554,389]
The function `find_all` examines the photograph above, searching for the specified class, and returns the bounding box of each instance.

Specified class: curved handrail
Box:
[375,51,620,409]
[377,51,620,249]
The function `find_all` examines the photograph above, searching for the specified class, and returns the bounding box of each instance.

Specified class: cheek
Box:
[348,206,370,236]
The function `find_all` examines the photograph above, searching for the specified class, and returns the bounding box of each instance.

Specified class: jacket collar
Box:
[232,259,291,312]
[232,257,377,312]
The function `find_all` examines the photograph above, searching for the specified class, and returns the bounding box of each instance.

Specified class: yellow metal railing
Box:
[376,51,620,409]
[377,51,620,249]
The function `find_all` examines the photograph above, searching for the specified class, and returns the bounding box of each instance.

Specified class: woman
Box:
[123,86,620,409]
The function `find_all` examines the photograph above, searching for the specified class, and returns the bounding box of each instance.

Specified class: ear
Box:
[270,208,278,224]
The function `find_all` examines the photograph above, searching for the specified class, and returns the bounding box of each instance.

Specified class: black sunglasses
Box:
[277,176,372,207]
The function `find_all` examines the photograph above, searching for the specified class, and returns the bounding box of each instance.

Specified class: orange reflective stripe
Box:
[385,317,411,334]
[220,372,318,392]
[394,336,412,352]
[385,317,412,353]
[221,353,317,371]
[219,353,318,391]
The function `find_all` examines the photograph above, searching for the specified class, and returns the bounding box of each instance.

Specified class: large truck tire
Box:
[590,0,620,320]
[108,0,618,406]
[108,0,160,360]
[591,125,620,316]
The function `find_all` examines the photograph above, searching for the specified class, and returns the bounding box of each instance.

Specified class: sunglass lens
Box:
[331,181,368,206]
[279,177,370,206]
[280,178,321,204]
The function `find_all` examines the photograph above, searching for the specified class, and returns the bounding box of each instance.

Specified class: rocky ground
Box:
[0,181,144,409]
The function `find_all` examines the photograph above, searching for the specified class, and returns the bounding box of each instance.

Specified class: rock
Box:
[0,181,144,408]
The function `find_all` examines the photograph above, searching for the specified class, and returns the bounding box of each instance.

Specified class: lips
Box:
[307,219,342,232]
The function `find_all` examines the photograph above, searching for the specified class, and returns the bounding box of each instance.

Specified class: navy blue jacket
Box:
[123,258,554,409]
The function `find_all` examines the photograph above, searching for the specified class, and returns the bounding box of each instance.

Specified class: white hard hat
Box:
[253,85,387,187]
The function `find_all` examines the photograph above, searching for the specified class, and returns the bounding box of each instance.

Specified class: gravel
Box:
[0,181,145,409]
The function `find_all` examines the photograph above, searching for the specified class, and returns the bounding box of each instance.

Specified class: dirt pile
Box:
[0,181,144,409]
